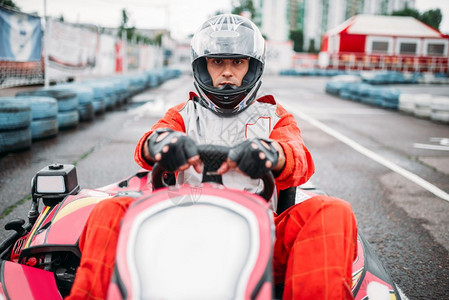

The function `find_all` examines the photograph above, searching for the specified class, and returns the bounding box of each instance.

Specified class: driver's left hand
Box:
[217,138,286,179]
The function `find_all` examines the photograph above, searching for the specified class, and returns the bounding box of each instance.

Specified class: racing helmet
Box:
[191,14,265,115]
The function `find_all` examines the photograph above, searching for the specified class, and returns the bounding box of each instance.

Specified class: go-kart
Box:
[0,144,401,299]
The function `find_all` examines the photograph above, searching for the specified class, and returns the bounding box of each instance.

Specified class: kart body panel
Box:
[108,183,273,300]
[0,260,61,299]
[0,170,401,299]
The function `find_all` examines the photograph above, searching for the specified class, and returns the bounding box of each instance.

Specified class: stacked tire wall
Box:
[0,99,32,154]
[325,80,449,125]
[0,67,181,155]
[14,96,58,140]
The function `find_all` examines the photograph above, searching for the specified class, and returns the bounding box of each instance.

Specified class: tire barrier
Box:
[16,89,79,112]
[14,96,58,120]
[0,127,32,154]
[79,84,106,115]
[280,69,448,85]
[363,87,385,107]
[280,69,348,77]
[355,83,374,102]
[0,67,182,154]
[0,98,32,130]
[78,103,95,122]
[92,99,106,115]
[107,78,128,105]
[413,95,432,119]
[360,71,422,85]
[46,84,94,106]
[31,118,58,140]
[398,94,420,114]
[325,81,449,125]
[43,85,96,123]
[13,96,59,140]
[57,110,79,129]
[430,97,449,124]
[324,81,347,96]
[84,82,115,111]
[379,88,401,109]
[0,98,32,153]
[15,89,81,130]
[48,90,79,129]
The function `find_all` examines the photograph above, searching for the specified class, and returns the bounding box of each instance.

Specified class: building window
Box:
[427,43,445,56]
[399,43,417,55]
[366,36,393,55]
[372,41,389,53]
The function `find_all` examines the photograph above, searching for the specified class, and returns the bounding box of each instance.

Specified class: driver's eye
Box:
[214,59,223,64]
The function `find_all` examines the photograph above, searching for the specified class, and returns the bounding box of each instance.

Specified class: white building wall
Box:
[363,0,378,14]
[304,0,321,50]
[328,0,347,30]
[261,0,289,41]
[363,0,415,14]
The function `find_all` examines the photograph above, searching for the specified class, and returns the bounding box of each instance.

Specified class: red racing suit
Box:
[134,93,315,195]
[67,94,357,300]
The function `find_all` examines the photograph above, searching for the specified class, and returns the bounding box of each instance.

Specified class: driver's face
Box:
[206,58,250,87]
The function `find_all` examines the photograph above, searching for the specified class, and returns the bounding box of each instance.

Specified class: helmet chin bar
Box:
[219,84,238,91]
[195,81,262,116]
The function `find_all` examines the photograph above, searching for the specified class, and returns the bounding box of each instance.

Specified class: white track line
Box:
[413,143,449,151]
[397,286,410,300]
[284,104,449,203]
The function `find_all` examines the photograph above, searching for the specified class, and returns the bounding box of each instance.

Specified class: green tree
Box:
[118,9,136,42]
[391,6,420,19]
[289,29,304,52]
[118,9,130,38]
[231,0,256,19]
[420,9,442,31]
[153,33,163,46]
[307,39,317,53]
[0,0,18,9]
[391,6,442,31]
[117,9,161,45]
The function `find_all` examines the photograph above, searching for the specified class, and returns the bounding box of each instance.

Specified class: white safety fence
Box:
[0,6,164,89]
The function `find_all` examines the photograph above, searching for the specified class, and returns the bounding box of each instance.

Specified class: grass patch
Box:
[73,147,95,166]
[0,195,32,219]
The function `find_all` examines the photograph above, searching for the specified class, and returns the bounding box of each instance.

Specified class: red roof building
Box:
[319,15,449,73]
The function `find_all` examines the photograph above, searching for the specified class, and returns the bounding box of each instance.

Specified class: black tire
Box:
[75,87,94,105]
[16,90,79,112]
[55,94,78,112]
[31,118,58,140]
[0,127,32,154]
[92,100,106,115]
[78,103,95,122]
[0,98,32,130]
[51,85,94,105]
[14,96,58,120]
[104,95,115,111]
[57,110,79,129]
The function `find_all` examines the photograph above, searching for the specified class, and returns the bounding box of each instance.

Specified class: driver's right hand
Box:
[145,129,202,173]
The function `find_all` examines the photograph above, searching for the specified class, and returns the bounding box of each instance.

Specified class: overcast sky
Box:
[15,0,232,39]
[14,0,449,38]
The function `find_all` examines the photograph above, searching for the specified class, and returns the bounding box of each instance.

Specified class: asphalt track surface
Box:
[1,75,448,299]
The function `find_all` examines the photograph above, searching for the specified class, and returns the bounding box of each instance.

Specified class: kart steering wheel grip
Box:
[151,144,275,201]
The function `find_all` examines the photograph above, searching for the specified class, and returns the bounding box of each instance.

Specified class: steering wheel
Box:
[151,144,275,201]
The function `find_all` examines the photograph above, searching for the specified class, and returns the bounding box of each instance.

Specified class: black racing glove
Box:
[228,138,279,179]
[147,129,198,172]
